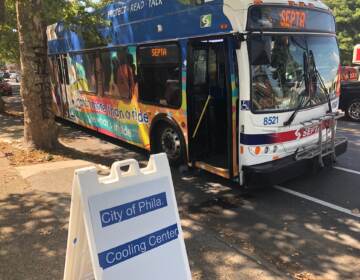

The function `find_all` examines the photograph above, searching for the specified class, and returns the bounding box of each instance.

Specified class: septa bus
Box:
[47,0,347,186]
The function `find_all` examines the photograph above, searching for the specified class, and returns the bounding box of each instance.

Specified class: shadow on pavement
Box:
[0,191,70,280]
[0,113,24,141]
[174,170,360,279]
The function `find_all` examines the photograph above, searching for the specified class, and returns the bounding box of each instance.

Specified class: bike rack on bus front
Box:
[295,111,348,167]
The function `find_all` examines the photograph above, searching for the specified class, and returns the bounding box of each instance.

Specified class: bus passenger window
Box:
[193,49,207,86]
[62,57,70,85]
[48,57,57,84]
[56,56,64,84]
[137,44,181,108]
[70,53,97,94]
[100,48,135,100]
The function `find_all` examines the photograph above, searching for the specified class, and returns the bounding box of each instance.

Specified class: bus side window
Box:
[137,44,181,108]
[48,57,57,84]
[100,48,134,100]
[56,55,64,84]
[70,53,97,94]
[62,56,70,85]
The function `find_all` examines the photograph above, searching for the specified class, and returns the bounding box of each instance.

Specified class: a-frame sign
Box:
[63,154,191,280]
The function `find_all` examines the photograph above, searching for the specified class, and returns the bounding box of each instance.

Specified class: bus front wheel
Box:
[153,124,185,166]
[347,98,360,122]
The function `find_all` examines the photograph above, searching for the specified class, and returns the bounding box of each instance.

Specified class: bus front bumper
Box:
[243,139,348,186]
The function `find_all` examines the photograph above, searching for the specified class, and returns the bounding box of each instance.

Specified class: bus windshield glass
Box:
[247,6,335,33]
[249,35,340,113]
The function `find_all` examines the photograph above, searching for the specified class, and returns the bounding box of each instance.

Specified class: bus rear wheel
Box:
[154,124,185,166]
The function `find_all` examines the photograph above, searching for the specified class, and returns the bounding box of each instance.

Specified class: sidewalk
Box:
[0,152,283,280]
[0,94,285,279]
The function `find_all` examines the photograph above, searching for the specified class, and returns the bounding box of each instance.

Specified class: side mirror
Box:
[249,35,272,65]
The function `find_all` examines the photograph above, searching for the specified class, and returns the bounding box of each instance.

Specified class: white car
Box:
[9,72,21,82]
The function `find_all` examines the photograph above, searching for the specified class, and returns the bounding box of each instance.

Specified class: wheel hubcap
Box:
[349,101,360,120]
[160,128,181,160]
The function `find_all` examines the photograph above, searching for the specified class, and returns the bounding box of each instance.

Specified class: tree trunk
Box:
[0,0,4,24]
[16,0,58,150]
[0,0,5,113]
[0,97,4,113]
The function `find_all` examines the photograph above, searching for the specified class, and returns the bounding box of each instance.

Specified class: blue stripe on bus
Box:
[240,133,275,146]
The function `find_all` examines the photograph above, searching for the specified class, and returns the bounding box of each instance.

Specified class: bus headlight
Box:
[249,145,281,156]
[264,146,270,154]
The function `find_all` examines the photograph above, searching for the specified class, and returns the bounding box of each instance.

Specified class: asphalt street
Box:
[178,119,360,279]
[277,120,360,213]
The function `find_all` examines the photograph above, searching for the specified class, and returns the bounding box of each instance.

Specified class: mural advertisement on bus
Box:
[61,45,187,149]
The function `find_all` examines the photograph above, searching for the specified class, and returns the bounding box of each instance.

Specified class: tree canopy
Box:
[324,0,360,65]
[0,0,113,149]
[0,0,19,63]
[0,0,112,64]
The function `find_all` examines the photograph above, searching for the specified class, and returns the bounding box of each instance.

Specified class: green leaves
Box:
[0,0,18,63]
[0,0,112,64]
[324,0,360,64]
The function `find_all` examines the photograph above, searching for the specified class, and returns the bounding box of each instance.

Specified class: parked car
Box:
[341,66,359,81]
[2,72,10,79]
[340,81,360,122]
[9,72,21,82]
[0,77,12,96]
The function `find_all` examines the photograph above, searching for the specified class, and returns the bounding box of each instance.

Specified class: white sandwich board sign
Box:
[63,153,191,280]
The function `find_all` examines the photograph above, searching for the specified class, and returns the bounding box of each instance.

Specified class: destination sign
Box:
[151,47,168,57]
[279,9,306,29]
[138,44,179,64]
[247,6,335,33]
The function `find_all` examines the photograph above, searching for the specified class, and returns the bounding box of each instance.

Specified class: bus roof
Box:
[47,0,330,55]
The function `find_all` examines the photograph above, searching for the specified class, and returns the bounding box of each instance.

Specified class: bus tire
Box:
[346,98,360,122]
[153,123,186,166]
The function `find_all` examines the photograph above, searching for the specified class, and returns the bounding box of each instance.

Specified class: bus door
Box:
[53,55,70,118]
[187,38,234,179]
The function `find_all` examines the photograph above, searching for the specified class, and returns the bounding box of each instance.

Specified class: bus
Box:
[47,0,347,186]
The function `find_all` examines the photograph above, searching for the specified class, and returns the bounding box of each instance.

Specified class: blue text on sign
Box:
[100,192,167,228]
[98,224,179,269]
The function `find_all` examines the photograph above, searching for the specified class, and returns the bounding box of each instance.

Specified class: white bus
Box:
[47,0,347,186]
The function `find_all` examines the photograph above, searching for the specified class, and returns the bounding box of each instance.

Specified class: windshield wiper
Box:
[283,49,331,126]
[309,50,332,113]
[284,51,311,126]
[284,92,311,126]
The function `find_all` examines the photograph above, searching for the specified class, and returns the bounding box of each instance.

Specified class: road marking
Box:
[334,166,360,176]
[274,185,360,219]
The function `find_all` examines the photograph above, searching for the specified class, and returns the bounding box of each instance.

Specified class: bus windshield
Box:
[249,35,340,113]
